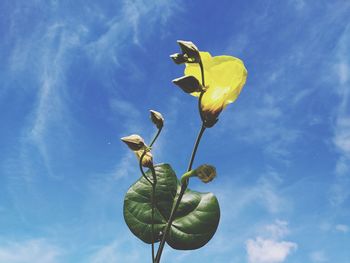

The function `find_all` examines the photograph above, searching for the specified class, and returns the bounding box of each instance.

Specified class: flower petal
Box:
[207,56,247,106]
[184,52,212,97]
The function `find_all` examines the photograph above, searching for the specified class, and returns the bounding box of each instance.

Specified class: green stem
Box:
[198,91,205,124]
[199,61,205,87]
[138,151,154,263]
[150,166,157,263]
[141,127,161,263]
[139,126,162,185]
[198,60,206,125]
[155,56,207,263]
[150,127,162,148]
[187,125,206,171]
[154,125,206,263]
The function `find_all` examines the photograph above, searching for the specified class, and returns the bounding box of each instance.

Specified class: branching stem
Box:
[139,128,162,263]
[155,55,207,263]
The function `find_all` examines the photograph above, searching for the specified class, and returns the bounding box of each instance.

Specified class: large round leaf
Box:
[123,163,220,250]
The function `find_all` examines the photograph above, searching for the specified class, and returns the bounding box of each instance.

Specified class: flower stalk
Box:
[138,125,163,263]
[155,53,207,263]
[155,124,206,263]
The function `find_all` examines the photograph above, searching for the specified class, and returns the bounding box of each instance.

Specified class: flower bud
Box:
[172,76,203,94]
[180,164,217,184]
[135,148,153,168]
[121,134,145,151]
[150,110,164,129]
[170,53,187,64]
[194,164,216,183]
[177,40,200,63]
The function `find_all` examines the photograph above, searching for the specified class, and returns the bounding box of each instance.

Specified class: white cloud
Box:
[335,224,349,233]
[310,251,327,262]
[0,239,62,263]
[246,220,297,263]
[246,238,297,263]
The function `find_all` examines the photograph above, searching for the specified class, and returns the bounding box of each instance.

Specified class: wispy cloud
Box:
[87,0,181,64]
[26,25,83,178]
[3,15,89,182]
[221,93,300,162]
[309,251,328,263]
[88,237,142,263]
[289,0,306,11]
[109,98,142,135]
[330,24,350,206]
[215,168,289,221]
[335,224,349,233]
[0,239,62,263]
[264,220,290,239]
[246,220,297,263]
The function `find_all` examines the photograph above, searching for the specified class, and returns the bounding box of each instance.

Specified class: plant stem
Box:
[187,125,206,171]
[138,152,154,263]
[150,166,157,263]
[154,125,206,263]
[198,91,205,123]
[150,127,162,148]
[155,56,207,263]
[199,61,205,86]
[141,128,161,263]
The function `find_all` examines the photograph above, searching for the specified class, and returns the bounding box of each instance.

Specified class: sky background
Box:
[0,0,350,262]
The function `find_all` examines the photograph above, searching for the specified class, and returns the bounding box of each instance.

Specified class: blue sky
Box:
[0,0,350,262]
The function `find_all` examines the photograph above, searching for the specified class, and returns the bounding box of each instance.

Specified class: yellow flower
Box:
[185,52,247,127]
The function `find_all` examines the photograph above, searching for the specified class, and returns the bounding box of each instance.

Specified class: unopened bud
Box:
[177,40,200,63]
[121,134,145,151]
[173,76,203,94]
[135,148,153,168]
[195,164,216,183]
[170,53,187,64]
[150,110,164,129]
[180,164,216,185]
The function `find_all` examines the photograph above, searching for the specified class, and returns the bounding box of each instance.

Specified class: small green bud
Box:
[180,164,217,184]
[195,164,216,183]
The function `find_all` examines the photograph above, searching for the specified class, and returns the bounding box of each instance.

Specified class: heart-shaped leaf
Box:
[123,163,220,250]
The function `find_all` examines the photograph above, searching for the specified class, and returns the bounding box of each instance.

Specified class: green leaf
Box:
[123,163,220,250]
